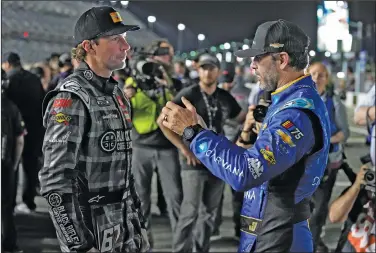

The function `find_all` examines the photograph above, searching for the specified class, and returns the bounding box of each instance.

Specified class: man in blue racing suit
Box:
[159,19,331,252]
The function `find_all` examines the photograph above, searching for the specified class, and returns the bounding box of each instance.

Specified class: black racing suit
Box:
[39,62,149,252]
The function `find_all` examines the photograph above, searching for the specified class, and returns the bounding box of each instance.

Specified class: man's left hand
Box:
[161,97,199,135]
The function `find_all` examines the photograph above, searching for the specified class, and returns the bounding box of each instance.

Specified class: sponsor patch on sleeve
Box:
[281,120,304,140]
[276,129,295,147]
[50,111,71,126]
[259,146,276,165]
[47,193,80,244]
[53,98,72,108]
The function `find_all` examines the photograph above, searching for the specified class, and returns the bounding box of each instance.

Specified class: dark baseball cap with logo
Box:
[74,6,140,46]
[198,53,220,69]
[235,19,310,58]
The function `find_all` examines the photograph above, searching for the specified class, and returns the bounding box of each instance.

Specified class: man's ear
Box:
[82,40,95,54]
[279,52,290,70]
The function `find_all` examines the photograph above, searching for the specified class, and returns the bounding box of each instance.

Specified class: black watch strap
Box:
[183,124,204,142]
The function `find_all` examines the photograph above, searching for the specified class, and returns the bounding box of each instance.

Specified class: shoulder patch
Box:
[272,98,314,117]
[59,80,90,108]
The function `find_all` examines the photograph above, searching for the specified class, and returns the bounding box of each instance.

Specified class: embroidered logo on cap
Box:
[110,12,122,23]
[269,43,284,48]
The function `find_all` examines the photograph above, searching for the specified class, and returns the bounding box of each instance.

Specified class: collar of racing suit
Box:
[76,61,119,95]
[270,74,311,105]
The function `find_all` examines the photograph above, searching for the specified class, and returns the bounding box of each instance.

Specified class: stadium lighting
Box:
[147,16,156,23]
[224,42,231,50]
[242,44,249,50]
[309,50,316,57]
[120,1,129,6]
[325,51,331,57]
[198,34,205,41]
[178,23,186,31]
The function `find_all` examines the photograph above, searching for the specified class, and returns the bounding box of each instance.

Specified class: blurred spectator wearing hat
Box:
[47,53,74,91]
[2,52,45,214]
[1,68,25,253]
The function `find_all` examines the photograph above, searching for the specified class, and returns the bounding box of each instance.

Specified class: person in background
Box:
[2,52,45,214]
[48,53,60,77]
[124,39,183,249]
[354,83,375,166]
[329,165,375,252]
[48,53,74,91]
[173,60,192,88]
[34,61,53,92]
[1,68,25,253]
[212,62,249,240]
[308,62,350,253]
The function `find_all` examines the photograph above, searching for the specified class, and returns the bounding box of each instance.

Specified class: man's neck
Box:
[85,60,111,78]
[276,71,305,90]
[199,82,217,95]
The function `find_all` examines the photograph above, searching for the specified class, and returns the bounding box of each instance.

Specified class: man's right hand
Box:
[180,146,201,167]
[243,105,262,134]
[124,86,136,99]
[354,165,368,190]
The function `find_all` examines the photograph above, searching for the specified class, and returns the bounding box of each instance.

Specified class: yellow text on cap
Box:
[110,12,122,23]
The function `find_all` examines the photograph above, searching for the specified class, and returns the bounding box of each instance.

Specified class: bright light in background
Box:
[110,1,117,5]
[225,52,232,62]
[147,16,156,23]
[242,44,249,50]
[309,50,316,57]
[224,42,231,50]
[325,51,331,57]
[337,72,345,78]
[120,1,129,6]
[236,57,243,62]
[177,23,185,31]
[185,60,192,67]
[317,8,323,19]
[198,34,205,41]
[216,53,222,62]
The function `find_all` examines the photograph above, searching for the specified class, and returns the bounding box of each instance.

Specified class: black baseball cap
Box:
[2,52,21,65]
[235,19,310,58]
[74,6,140,46]
[198,53,220,69]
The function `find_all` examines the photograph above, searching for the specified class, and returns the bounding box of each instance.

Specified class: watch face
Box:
[183,127,195,140]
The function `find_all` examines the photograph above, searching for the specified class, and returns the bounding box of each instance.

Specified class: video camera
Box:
[130,46,171,91]
[253,91,272,123]
[341,154,375,193]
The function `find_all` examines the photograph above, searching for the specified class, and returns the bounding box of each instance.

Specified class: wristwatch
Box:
[182,124,204,142]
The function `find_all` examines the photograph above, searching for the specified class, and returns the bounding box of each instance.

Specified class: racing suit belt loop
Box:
[85,189,124,206]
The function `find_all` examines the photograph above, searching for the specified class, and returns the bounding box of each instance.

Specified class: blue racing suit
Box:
[190,75,331,252]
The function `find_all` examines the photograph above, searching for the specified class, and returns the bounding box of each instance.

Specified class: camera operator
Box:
[329,163,375,252]
[123,39,183,248]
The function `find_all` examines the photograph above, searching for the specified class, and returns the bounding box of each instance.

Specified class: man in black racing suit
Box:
[39,6,149,252]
